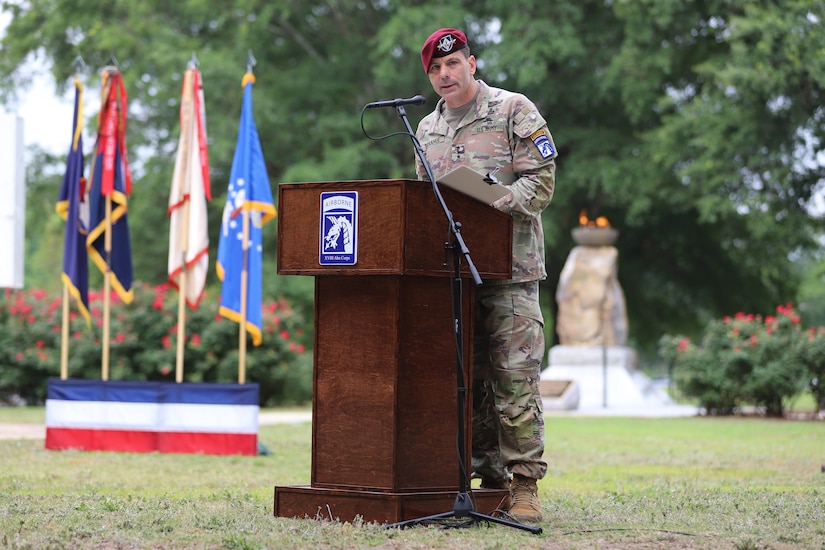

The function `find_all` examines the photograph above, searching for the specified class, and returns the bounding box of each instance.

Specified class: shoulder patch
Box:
[529,129,556,159]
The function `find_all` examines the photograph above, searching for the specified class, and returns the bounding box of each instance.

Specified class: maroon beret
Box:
[420,28,468,73]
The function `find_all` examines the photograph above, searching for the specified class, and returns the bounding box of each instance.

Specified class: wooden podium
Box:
[274,179,512,524]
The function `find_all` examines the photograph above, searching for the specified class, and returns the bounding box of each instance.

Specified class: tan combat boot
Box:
[508,474,543,523]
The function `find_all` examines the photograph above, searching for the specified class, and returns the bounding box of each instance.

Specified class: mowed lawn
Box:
[0,408,822,549]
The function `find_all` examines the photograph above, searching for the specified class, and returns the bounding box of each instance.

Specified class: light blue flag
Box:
[216,72,276,346]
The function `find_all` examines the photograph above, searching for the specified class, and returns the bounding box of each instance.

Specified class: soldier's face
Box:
[427,51,477,108]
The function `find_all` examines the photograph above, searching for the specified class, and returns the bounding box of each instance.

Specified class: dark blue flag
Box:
[56,78,90,323]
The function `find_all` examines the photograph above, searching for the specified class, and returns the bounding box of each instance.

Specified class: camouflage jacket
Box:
[415,80,557,285]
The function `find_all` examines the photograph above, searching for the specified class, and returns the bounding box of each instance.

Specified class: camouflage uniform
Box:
[415,79,556,482]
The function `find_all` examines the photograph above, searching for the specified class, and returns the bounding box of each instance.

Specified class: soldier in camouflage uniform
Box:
[415,28,557,524]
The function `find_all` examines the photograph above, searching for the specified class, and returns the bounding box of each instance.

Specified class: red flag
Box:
[86,68,133,303]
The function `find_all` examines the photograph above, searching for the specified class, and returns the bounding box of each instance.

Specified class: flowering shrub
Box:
[659,303,823,416]
[798,325,825,413]
[0,283,312,406]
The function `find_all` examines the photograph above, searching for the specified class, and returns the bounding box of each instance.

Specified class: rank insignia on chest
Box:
[452,144,465,162]
[529,129,556,159]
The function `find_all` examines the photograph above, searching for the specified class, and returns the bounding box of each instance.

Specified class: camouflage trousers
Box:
[472,281,547,482]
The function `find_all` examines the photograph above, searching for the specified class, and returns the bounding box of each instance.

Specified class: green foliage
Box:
[797,325,825,412]
[2,1,825,356]
[0,284,313,406]
[660,303,822,416]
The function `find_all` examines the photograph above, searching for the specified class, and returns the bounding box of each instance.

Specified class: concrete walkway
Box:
[258,410,313,425]
[0,410,314,441]
[545,403,700,417]
[0,423,46,440]
[0,405,702,441]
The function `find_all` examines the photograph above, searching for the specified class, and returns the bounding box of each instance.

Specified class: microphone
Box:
[365,95,426,109]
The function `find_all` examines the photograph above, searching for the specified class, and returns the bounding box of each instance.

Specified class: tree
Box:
[376,0,825,351]
[2,0,823,355]
[0,0,409,304]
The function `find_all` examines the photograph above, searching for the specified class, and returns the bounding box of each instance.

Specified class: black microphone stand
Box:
[384,105,542,535]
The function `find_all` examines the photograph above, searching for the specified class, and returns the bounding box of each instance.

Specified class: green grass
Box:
[0,406,46,424]
[785,391,819,413]
[0,411,823,549]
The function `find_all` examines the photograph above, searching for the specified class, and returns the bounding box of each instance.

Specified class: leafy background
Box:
[1,0,824,360]
[0,284,313,405]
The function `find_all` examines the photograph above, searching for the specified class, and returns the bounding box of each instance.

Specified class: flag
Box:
[216,73,276,346]
[168,67,211,309]
[86,69,133,303]
[45,378,259,455]
[56,77,90,324]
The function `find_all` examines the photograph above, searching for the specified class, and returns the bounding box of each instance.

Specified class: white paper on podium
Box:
[436,165,510,205]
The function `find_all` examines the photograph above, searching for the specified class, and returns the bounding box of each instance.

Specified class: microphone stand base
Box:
[386,492,543,534]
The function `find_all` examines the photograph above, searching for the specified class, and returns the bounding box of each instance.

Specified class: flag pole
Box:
[236,53,255,386]
[60,285,70,380]
[102,194,113,381]
[175,209,189,383]
[238,210,250,384]
[58,72,87,382]
[174,69,194,384]
[218,57,273,382]
[88,66,132,381]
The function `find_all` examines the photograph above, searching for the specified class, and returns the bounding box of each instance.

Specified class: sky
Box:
[11,75,76,155]
[0,12,77,156]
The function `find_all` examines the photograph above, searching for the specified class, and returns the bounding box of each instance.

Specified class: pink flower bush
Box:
[0,283,312,406]
[660,303,823,416]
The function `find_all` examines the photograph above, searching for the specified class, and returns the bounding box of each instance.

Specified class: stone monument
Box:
[541,219,672,411]
[555,226,627,347]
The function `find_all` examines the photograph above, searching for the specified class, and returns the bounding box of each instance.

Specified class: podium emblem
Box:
[320,191,358,265]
